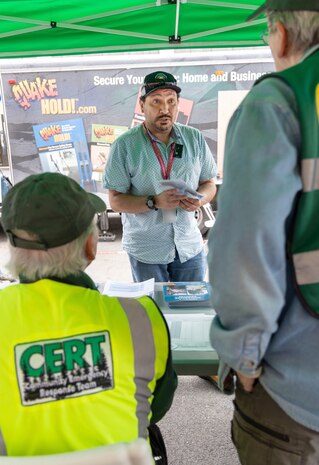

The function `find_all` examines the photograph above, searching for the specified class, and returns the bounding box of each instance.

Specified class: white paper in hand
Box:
[160,179,204,200]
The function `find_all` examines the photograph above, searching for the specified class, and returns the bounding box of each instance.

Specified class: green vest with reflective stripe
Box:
[0,279,169,455]
[257,48,319,316]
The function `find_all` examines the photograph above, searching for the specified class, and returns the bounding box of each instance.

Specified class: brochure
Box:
[160,179,204,200]
[163,281,212,308]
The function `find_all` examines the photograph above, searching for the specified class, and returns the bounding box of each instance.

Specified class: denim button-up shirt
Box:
[208,46,319,432]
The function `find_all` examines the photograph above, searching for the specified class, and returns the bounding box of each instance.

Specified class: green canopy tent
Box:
[0,0,267,59]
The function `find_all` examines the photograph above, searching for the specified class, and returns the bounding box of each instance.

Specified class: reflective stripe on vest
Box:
[301,158,319,192]
[0,429,6,456]
[118,297,155,438]
[293,158,319,288]
[293,250,319,285]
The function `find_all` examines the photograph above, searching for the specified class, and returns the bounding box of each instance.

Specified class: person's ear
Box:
[85,233,97,263]
[276,21,289,58]
[140,98,145,113]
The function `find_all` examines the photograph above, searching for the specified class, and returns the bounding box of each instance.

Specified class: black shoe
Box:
[199,375,219,388]
[199,375,234,395]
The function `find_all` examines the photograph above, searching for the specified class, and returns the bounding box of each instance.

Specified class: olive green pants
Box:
[232,381,319,465]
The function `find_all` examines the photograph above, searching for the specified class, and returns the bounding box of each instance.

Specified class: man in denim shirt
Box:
[103,71,216,282]
[208,1,319,464]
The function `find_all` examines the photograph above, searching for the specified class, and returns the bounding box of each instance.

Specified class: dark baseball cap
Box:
[247,0,319,20]
[140,71,181,98]
[1,172,106,250]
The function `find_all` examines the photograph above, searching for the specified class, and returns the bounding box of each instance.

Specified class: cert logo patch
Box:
[15,331,113,406]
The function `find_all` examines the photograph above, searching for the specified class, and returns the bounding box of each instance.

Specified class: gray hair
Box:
[267,10,319,54]
[6,218,99,280]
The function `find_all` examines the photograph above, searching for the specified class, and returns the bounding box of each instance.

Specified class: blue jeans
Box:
[128,249,206,283]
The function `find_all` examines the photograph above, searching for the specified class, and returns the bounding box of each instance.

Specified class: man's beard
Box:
[155,115,172,132]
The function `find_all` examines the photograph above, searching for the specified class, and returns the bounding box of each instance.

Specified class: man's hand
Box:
[236,372,259,393]
[179,197,201,212]
[156,189,187,209]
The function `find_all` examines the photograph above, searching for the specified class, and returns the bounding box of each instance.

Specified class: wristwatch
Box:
[146,195,158,211]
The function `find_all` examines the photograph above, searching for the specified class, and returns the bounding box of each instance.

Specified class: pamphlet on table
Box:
[163,281,212,308]
[102,278,155,298]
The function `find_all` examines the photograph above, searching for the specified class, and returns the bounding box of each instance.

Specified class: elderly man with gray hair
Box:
[0,172,176,462]
[208,1,319,464]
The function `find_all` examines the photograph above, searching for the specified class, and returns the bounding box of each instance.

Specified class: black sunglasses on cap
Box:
[141,80,181,98]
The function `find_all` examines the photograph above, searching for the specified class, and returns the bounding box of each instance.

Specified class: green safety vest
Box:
[256,48,319,317]
[0,279,170,455]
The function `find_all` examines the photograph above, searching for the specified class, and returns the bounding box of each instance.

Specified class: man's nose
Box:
[159,102,170,114]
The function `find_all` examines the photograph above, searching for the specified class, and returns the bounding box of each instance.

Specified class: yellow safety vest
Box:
[0,279,169,456]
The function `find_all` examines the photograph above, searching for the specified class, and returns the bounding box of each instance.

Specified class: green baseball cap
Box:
[247,0,319,20]
[141,71,181,98]
[1,172,106,250]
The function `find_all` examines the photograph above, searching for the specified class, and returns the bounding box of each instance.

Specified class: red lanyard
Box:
[143,123,175,180]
